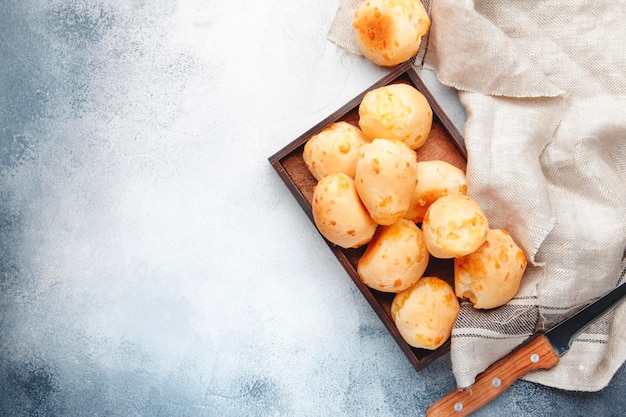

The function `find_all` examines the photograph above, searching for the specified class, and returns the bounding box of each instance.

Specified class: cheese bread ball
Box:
[312,173,378,249]
[454,229,528,309]
[422,194,489,259]
[303,122,370,181]
[391,276,460,350]
[405,160,468,223]
[355,138,418,225]
[352,0,430,67]
[358,83,432,149]
[357,219,429,292]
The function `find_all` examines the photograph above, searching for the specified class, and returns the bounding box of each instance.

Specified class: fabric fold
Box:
[424,0,563,97]
[460,92,564,264]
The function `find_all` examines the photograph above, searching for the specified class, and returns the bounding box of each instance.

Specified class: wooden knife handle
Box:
[426,334,560,417]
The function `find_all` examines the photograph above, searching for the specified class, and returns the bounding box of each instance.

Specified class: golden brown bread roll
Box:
[352,0,430,67]
[422,194,489,259]
[391,276,460,350]
[303,122,370,181]
[357,218,429,292]
[405,160,468,223]
[454,228,528,309]
[355,138,418,225]
[358,83,432,150]
[312,173,378,249]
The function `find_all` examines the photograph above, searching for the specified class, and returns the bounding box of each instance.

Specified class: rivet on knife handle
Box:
[426,334,560,417]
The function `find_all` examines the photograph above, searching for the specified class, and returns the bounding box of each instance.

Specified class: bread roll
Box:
[352,0,430,67]
[355,138,418,225]
[454,229,528,309]
[422,194,489,259]
[303,122,370,181]
[312,173,378,249]
[357,219,429,292]
[405,160,468,223]
[358,83,432,149]
[391,276,460,350]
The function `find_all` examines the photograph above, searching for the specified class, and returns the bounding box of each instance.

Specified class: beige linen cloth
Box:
[329,0,626,391]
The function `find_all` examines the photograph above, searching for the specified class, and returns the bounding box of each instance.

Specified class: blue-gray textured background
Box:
[1,1,625,416]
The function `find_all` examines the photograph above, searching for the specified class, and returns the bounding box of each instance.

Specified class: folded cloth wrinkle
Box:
[424,1,563,97]
[329,0,626,392]
[460,92,564,265]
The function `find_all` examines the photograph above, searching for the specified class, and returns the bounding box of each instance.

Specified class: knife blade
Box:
[426,280,626,417]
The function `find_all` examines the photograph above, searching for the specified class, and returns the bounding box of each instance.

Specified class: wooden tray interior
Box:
[269,64,467,371]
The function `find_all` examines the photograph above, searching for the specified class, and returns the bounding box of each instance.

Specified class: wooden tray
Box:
[268,63,467,371]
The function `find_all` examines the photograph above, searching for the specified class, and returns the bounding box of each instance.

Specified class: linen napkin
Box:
[329,0,626,391]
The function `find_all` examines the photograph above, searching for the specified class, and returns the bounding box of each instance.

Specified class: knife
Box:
[426,280,626,417]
